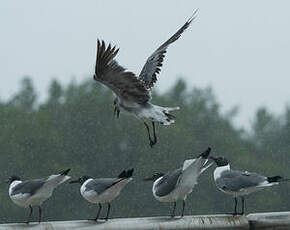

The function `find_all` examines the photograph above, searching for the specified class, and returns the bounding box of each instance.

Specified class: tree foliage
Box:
[0,77,289,223]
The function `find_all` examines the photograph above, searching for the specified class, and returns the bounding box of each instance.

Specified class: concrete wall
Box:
[1,212,290,230]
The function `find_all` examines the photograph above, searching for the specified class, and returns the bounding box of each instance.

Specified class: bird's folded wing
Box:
[11,179,45,196]
[154,169,182,197]
[138,10,197,89]
[94,40,150,104]
[216,170,267,191]
[85,178,122,195]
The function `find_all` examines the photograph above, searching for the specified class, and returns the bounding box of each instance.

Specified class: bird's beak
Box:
[69,179,79,184]
[143,177,153,182]
[5,179,10,184]
[210,156,218,161]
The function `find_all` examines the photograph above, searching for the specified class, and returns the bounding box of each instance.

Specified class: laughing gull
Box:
[93,10,198,147]
[6,168,71,224]
[144,147,212,217]
[211,156,290,215]
[70,168,134,221]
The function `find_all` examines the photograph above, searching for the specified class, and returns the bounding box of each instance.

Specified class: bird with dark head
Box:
[70,169,134,222]
[143,172,165,182]
[210,156,229,167]
[6,175,21,185]
[6,168,71,224]
[211,155,290,215]
[144,147,212,218]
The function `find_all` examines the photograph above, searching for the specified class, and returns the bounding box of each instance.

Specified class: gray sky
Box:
[1,0,290,129]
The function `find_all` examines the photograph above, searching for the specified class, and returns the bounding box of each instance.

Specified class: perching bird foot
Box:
[88,218,98,222]
[99,217,109,221]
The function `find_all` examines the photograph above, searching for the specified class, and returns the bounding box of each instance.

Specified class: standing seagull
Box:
[6,168,71,224]
[143,147,212,217]
[211,156,290,215]
[93,11,197,147]
[70,168,134,221]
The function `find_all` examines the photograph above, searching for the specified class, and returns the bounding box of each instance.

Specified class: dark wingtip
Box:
[267,176,283,183]
[127,168,134,177]
[188,9,199,24]
[199,147,211,159]
[59,168,71,175]
[118,168,134,178]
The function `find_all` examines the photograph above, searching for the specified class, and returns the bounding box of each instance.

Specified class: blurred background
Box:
[0,0,290,223]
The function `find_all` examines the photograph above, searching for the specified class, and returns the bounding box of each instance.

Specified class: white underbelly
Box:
[154,186,192,203]
[10,190,52,208]
[82,179,131,204]
[220,186,265,197]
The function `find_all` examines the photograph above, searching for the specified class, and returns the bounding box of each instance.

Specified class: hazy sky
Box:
[1,0,290,129]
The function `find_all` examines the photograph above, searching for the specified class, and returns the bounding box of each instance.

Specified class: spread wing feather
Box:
[94,40,150,104]
[139,10,197,89]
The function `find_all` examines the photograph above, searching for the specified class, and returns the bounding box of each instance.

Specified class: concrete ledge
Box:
[248,212,290,230]
[0,215,249,230]
[2,212,290,230]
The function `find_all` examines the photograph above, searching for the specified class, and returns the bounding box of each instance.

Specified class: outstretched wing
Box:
[94,40,150,104]
[179,156,212,189]
[139,10,197,89]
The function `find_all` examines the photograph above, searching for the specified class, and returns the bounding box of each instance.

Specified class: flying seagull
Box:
[144,147,212,217]
[70,168,134,221]
[6,168,71,224]
[93,10,197,147]
[211,156,290,215]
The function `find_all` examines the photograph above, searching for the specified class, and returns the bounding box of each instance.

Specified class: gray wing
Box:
[139,10,197,89]
[85,178,122,195]
[155,168,182,197]
[11,179,45,196]
[94,40,150,104]
[216,170,267,192]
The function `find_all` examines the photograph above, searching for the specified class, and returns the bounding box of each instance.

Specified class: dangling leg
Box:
[171,202,177,218]
[181,200,186,217]
[38,206,42,223]
[144,122,154,147]
[151,122,157,146]
[233,197,238,215]
[240,197,245,215]
[26,205,33,224]
[104,203,111,221]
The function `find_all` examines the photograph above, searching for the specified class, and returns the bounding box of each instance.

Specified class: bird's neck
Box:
[9,180,22,194]
[214,164,230,180]
[152,176,163,193]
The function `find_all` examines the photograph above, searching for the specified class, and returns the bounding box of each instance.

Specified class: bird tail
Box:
[45,169,71,187]
[59,168,71,176]
[198,147,211,159]
[161,106,180,125]
[118,168,134,179]
[267,176,290,183]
